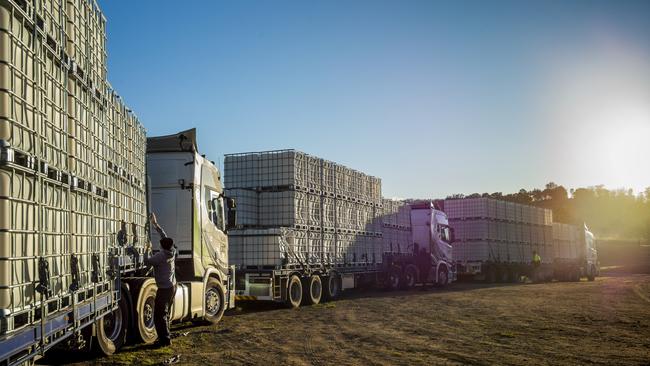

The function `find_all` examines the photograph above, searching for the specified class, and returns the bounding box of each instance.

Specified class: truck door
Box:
[199,163,229,273]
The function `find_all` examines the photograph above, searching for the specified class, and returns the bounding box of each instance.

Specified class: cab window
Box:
[440,225,451,242]
[206,190,225,231]
[202,163,225,232]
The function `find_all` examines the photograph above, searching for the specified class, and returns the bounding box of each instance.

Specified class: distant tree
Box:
[440,184,649,240]
[446,194,464,199]
[516,189,533,204]
[545,182,558,190]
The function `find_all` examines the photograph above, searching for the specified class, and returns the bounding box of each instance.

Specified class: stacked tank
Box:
[552,223,582,260]
[0,0,146,334]
[224,150,383,268]
[380,199,413,255]
[444,198,553,264]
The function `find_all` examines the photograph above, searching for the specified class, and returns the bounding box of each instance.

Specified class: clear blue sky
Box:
[98,0,650,199]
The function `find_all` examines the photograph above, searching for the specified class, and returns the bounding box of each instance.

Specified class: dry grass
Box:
[53,273,650,366]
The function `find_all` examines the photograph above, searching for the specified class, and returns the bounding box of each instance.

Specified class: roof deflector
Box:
[147,128,198,153]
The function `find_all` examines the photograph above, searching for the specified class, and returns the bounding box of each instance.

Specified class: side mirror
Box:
[225,197,237,230]
[449,227,456,244]
[226,196,236,210]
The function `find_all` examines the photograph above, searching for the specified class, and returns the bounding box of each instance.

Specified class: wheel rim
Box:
[406,270,415,287]
[311,279,321,299]
[143,297,155,329]
[205,287,221,316]
[329,276,338,296]
[390,273,399,288]
[103,306,123,342]
[440,270,447,285]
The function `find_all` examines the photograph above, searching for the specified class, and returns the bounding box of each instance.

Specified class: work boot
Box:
[155,338,172,348]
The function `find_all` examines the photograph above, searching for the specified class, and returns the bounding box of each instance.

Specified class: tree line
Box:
[446,183,650,240]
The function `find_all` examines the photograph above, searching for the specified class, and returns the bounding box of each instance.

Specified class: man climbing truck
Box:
[0,129,237,364]
[99,129,238,352]
[144,213,177,347]
[144,129,237,331]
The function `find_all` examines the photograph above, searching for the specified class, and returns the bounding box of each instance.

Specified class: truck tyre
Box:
[509,268,519,283]
[287,275,303,308]
[497,267,509,283]
[587,266,595,281]
[403,265,418,289]
[485,266,496,283]
[573,268,581,282]
[437,266,449,287]
[324,273,341,300]
[204,277,226,324]
[135,282,158,344]
[303,275,322,305]
[387,266,402,291]
[95,287,130,355]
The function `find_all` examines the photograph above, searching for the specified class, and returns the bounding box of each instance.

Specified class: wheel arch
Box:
[202,267,227,314]
[436,262,449,278]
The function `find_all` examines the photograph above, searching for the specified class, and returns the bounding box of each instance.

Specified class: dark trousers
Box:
[154,286,176,343]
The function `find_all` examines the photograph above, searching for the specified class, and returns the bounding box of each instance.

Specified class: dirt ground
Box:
[49,273,650,366]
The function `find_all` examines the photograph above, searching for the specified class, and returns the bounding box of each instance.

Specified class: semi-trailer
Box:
[444,197,598,282]
[0,126,238,364]
[0,0,237,361]
[225,151,455,307]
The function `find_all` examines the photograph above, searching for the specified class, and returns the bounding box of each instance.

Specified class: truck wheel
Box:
[204,277,226,324]
[485,266,496,283]
[387,266,402,291]
[324,273,341,300]
[573,269,581,282]
[509,268,519,283]
[287,275,303,308]
[95,289,130,355]
[303,275,322,305]
[135,282,158,344]
[587,266,595,281]
[437,266,449,287]
[403,265,418,289]
[496,266,509,283]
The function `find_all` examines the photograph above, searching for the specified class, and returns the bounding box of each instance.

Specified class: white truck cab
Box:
[134,129,236,342]
[409,203,456,284]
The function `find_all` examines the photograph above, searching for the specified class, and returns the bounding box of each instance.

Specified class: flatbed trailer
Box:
[231,201,456,307]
